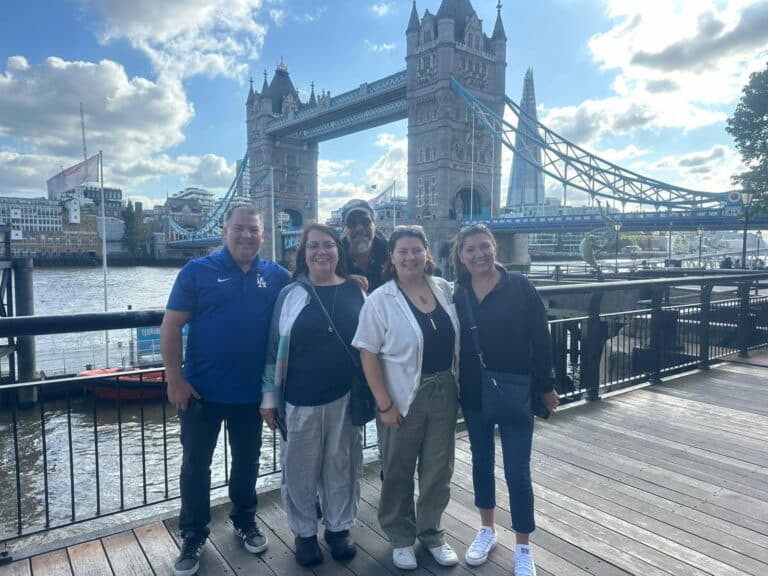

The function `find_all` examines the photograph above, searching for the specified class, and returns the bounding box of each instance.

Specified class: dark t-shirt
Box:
[285,280,364,406]
[402,294,454,375]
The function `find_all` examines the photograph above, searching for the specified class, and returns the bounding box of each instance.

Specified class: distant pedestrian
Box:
[452,224,559,576]
[161,205,290,576]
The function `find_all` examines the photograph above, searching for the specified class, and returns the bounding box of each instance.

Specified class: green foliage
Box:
[726,61,768,208]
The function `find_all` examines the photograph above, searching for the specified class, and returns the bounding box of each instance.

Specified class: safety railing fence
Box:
[1,272,768,551]
[0,369,381,548]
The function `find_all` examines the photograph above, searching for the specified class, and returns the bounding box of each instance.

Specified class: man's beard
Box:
[349,235,373,255]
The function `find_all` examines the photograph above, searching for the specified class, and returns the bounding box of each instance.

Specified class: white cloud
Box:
[541,2,768,149]
[371,3,392,17]
[365,133,407,191]
[365,40,397,53]
[270,9,285,25]
[85,0,272,79]
[184,154,236,189]
[0,56,192,159]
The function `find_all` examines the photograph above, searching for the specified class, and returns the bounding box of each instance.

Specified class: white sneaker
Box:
[393,546,418,570]
[428,543,459,567]
[515,545,537,576]
[464,526,497,566]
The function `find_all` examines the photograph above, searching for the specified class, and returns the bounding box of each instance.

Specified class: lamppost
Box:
[614,222,622,275]
[697,226,704,268]
[741,190,754,269]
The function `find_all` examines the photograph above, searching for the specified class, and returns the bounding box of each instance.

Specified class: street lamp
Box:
[613,222,622,275]
[697,226,704,268]
[741,190,754,269]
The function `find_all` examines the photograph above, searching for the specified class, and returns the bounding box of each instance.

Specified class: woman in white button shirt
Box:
[352,225,460,571]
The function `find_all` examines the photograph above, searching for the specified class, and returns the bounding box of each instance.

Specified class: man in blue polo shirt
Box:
[161,205,290,576]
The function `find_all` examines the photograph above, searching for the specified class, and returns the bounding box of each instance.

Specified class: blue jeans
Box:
[178,397,263,540]
[463,408,535,534]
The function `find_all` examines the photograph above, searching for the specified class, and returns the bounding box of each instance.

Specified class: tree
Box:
[726,62,768,206]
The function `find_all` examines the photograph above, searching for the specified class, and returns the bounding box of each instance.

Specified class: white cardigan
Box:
[352,276,460,417]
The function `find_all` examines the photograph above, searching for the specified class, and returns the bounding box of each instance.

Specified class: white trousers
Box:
[281,392,362,537]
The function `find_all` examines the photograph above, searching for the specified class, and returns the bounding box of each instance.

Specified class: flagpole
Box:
[99,150,109,367]
[270,167,276,261]
[393,180,397,229]
[470,112,475,221]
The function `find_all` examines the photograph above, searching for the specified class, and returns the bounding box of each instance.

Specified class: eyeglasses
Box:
[306,241,337,251]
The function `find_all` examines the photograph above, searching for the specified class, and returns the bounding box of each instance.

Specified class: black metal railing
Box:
[1,272,767,550]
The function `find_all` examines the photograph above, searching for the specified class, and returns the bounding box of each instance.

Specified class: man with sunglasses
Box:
[340,199,389,294]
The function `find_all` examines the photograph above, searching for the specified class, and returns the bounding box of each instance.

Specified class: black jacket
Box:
[454,267,555,412]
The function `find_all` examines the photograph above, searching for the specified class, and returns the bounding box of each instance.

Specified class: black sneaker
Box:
[295,535,323,566]
[324,529,357,562]
[173,537,205,576]
[235,524,268,554]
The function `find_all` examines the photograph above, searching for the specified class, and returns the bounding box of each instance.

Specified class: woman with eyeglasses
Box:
[352,225,460,571]
[260,224,365,567]
[452,224,559,576]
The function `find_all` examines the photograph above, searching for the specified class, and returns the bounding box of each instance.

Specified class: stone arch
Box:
[454,187,488,220]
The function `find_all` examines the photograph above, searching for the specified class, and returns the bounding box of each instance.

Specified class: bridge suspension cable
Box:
[449,76,737,210]
[168,153,266,239]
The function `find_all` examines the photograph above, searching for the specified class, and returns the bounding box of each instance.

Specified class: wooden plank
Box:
[533,425,768,529]
[30,550,72,576]
[0,559,31,576]
[550,416,768,498]
[67,540,113,576]
[255,490,378,576]
[101,531,153,576]
[448,455,672,576]
[513,442,768,563]
[205,503,276,576]
[357,477,516,576]
[133,522,178,576]
[164,517,235,576]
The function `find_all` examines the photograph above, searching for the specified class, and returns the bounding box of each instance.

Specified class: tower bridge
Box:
[167,0,742,272]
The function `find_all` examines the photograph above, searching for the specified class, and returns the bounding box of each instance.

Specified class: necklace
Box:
[398,283,438,331]
[325,286,339,333]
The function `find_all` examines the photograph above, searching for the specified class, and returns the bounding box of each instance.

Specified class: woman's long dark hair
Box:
[293,223,348,280]
[383,225,435,281]
[451,223,498,278]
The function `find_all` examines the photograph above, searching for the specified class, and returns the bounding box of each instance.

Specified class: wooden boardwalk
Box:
[2,359,767,576]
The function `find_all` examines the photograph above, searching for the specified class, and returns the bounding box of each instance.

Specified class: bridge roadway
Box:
[4,355,767,576]
[167,208,768,250]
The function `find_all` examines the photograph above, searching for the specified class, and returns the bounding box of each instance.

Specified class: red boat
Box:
[79,367,166,401]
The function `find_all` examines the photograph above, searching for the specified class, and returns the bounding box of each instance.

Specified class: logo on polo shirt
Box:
[256,274,267,288]
[217,277,231,283]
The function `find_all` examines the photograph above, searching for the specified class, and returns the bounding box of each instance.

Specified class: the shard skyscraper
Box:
[507,68,545,209]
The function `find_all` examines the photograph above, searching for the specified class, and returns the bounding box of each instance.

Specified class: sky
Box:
[1,0,767,220]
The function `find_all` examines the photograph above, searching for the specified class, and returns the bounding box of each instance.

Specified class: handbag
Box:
[463,288,534,426]
[301,279,376,426]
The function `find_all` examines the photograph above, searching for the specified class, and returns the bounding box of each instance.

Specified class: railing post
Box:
[698,283,713,370]
[738,280,752,358]
[580,293,604,401]
[649,287,664,384]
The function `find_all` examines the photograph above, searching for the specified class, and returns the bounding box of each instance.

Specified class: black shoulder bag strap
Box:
[462,287,486,370]
[299,277,363,371]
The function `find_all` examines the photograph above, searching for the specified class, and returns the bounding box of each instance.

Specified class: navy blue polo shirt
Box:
[166,247,290,404]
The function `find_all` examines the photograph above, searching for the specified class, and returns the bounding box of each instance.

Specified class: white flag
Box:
[47,153,100,198]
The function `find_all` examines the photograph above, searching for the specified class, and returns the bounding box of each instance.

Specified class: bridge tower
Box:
[406,0,525,273]
[246,62,319,264]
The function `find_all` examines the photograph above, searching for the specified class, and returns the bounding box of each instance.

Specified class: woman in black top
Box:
[260,224,364,567]
[452,224,559,576]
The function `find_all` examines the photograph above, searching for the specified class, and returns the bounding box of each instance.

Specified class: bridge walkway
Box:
[2,357,767,576]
